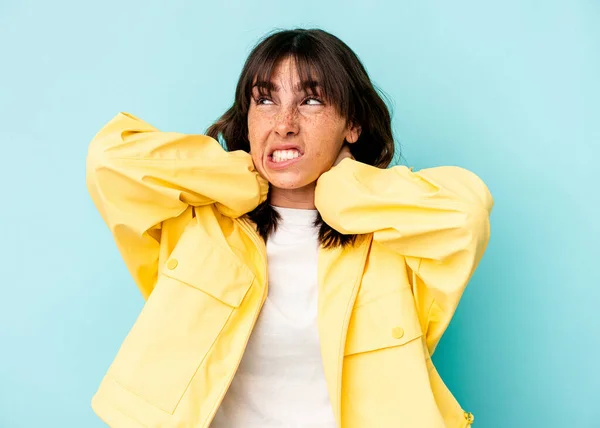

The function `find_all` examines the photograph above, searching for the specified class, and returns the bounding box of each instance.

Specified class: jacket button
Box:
[392,327,404,339]
[167,259,178,270]
[464,411,474,424]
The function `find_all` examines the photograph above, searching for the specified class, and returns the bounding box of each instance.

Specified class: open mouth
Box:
[269,148,303,163]
[267,148,304,169]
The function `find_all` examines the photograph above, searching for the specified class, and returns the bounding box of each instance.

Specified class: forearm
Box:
[86,112,268,230]
[315,158,492,261]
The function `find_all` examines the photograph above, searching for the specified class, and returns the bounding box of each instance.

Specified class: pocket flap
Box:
[161,225,255,308]
[345,287,423,356]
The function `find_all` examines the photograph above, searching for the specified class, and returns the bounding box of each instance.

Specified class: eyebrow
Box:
[252,80,321,93]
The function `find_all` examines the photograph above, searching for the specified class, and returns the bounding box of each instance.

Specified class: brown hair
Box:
[206,28,396,249]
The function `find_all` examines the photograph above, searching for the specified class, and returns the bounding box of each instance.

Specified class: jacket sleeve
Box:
[86,112,268,298]
[314,158,493,355]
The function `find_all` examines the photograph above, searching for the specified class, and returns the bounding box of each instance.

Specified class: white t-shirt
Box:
[210,206,336,428]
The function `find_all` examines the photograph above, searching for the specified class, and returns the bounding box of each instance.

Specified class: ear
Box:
[345,121,362,144]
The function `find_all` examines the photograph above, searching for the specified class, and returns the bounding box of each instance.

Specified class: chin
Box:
[270,180,306,190]
[268,174,314,190]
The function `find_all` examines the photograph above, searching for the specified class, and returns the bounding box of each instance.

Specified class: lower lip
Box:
[267,155,303,170]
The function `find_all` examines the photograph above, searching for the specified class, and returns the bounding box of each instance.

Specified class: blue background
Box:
[1,1,598,427]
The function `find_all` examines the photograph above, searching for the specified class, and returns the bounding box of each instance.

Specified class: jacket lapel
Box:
[317,234,373,427]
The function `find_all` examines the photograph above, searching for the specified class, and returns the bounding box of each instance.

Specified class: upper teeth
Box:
[272,149,300,162]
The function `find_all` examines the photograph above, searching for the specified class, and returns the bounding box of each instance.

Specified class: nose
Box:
[274,106,299,137]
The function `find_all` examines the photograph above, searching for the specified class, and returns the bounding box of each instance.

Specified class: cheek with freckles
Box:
[247,123,271,177]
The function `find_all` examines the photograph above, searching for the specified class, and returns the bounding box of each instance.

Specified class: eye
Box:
[255,97,274,105]
[303,96,323,106]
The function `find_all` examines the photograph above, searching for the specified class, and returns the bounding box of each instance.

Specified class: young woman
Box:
[87,28,492,428]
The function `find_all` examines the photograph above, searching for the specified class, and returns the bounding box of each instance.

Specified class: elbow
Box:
[462,201,491,263]
[452,166,494,215]
[85,132,111,193]
[86,144,102,192]
[86,137,104,174]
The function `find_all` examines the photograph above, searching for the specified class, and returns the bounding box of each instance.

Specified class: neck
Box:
[269,183,317,209]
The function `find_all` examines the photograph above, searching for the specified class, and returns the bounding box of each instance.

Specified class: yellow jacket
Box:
[86,112,493,428]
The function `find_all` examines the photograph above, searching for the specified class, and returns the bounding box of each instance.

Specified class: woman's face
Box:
[247,57,360,192]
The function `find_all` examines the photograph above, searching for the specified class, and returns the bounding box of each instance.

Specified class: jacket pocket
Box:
[344,286,423,356]
[106,225,255,415]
